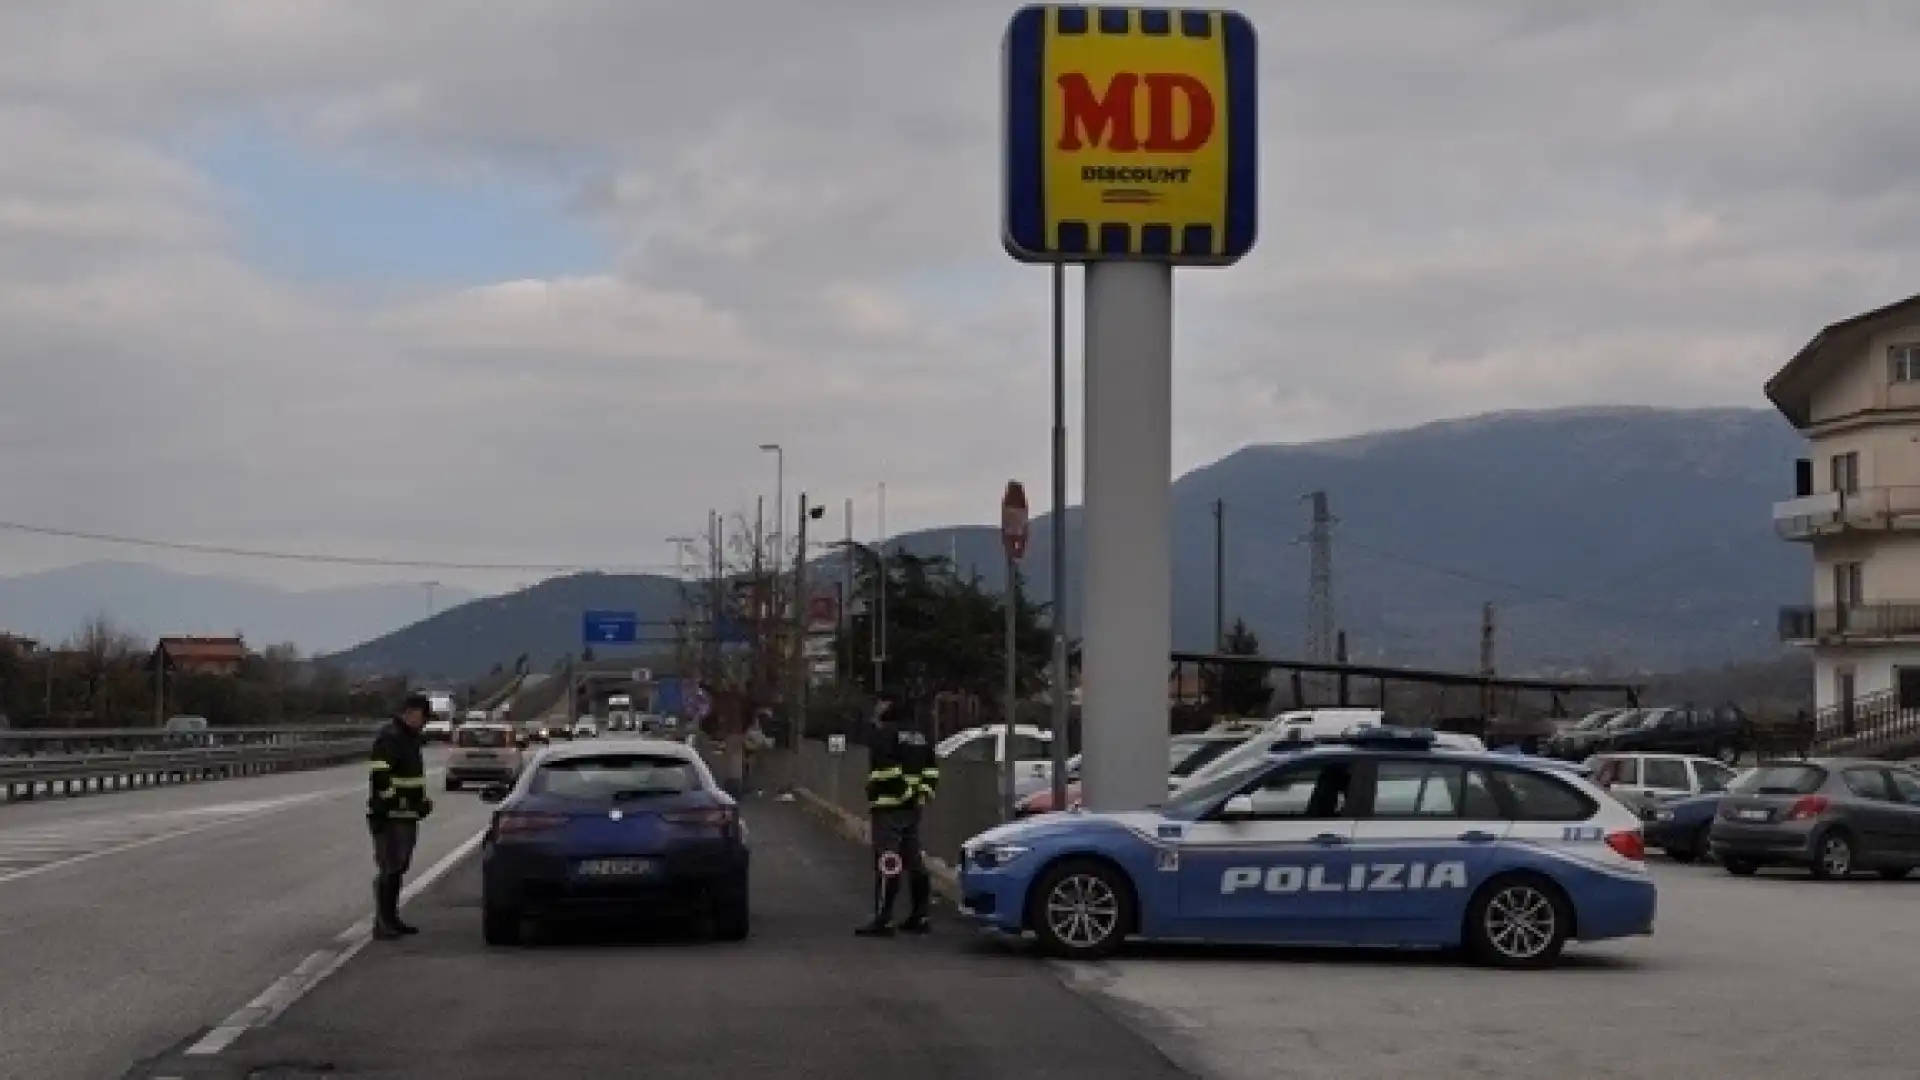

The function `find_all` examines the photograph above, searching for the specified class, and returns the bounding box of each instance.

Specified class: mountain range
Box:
[0,561,475,656]
[0,406,1812,680]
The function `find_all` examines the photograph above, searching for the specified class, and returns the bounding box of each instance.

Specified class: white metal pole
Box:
[1049,262,1070,813]
[1079,262,1174,812]
[1003,553,1018,820]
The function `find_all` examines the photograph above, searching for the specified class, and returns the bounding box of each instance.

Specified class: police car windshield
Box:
[1162,757,1269,817]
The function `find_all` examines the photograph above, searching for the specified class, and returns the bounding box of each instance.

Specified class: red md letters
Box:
[1056,72,1215,153]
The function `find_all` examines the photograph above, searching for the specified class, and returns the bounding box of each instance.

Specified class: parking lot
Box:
[1065,857,1920,1080]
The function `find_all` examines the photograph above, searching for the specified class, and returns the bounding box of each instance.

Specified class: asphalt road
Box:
[0,745,493,1080]
[131,799,1197,1080]
[1068,857,1920,1080]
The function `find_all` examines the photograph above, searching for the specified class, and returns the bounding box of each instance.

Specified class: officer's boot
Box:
[386,877,419,935]
[898,873,932,934]
[854,875,900,937]
[372,877,402,940]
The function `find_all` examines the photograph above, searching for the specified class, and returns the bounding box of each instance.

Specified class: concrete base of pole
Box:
[1078,260,1174,812]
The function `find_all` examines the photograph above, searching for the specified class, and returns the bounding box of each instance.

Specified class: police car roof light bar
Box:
[1318,725,1439,749]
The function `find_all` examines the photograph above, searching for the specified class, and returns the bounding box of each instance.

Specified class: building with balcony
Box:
[1767,292,1920,719]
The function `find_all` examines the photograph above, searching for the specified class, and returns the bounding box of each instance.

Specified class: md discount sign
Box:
[1002,4,1257,266]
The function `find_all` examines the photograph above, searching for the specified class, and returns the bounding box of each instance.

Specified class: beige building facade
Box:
[1768,294,1920,718]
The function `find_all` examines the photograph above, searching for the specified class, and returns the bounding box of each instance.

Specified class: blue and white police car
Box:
[956,727,1654,968]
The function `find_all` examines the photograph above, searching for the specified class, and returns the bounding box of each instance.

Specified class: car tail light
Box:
[1786,795,1829,821]
[494,811,566,838]
[1604,829,1645,861]
[663,807,736,827]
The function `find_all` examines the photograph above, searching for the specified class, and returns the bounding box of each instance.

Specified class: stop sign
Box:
[1001,480,1030,561]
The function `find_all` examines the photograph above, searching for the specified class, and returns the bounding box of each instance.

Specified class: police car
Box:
[956,727,1655,969]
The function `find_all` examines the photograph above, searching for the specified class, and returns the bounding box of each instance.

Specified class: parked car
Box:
[1014,731,1253,817]
[446,722,522,791]
[1542,708,1634,760]
[1710,759,1920,879]
[1589,753,1740,817]
[1601,705,1751,764]
[1641,787,1740,863]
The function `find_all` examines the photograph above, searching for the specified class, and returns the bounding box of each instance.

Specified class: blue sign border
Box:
[1001,4,1259,265]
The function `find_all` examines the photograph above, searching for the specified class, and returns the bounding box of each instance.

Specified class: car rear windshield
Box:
[456,727,509,748]
[1734,765,1827,795]
[532,754,702,800]
[1170,737,1246,778]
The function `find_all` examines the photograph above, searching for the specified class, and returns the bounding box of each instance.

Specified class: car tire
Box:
[1689,822,1713,862]
[1810,829,1856,880]
[712,876,751,941]
[1464,873,1571,970]
[1878,867,1912,881]
[1027,857,1134,961]
[1722,856,1759,876]
[1666,846,1698,865]
[482,903,523,946]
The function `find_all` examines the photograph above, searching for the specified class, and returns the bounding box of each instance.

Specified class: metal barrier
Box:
[751,741,1006,866]
[0,722,381,759]
[0,737,373,803]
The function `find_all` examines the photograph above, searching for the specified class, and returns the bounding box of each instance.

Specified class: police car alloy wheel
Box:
[1466,876,1569,969]
[1029,859,1133,960]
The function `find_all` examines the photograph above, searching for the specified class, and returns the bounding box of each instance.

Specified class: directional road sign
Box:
[581,610,639,644]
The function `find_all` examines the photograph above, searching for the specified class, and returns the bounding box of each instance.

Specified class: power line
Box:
[0,519,683,575]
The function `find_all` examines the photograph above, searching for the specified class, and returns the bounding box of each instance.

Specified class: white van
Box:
[937,724,1057,786]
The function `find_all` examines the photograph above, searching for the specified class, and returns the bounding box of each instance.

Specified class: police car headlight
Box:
[969,843,1031,870]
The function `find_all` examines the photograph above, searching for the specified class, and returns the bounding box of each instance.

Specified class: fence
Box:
[750,740,1007,868]
[0,722,381,759]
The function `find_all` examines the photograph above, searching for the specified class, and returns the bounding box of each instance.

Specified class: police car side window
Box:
[1488,768,1595,822]
[1239,764,1351,818]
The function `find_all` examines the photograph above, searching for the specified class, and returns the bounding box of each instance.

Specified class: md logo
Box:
[1220,861,1469,895]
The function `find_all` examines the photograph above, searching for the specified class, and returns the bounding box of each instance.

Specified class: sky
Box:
[0,0,1916,596]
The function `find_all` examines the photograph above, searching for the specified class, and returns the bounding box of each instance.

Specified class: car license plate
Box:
[575,858,655,877]
[1738,809,1770,822]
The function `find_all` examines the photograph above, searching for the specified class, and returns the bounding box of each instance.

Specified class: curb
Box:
[789,787,963,903]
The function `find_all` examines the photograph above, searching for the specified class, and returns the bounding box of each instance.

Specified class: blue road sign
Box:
[582,610,639,645]
[712,616,749,644]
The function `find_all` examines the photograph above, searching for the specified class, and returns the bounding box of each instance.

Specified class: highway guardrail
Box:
[0,737,372,802]
[0,723,381,759]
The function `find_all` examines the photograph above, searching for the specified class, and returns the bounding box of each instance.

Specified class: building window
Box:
[1892,344,1920,384]
[1830,451,1860,494]
[1898,667,1920,712]
[1832,561,1864,606]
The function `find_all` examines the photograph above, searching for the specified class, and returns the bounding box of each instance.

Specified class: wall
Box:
[1812,535,1920,605]
[1813,643,1920,711]
[751,740,1008,869]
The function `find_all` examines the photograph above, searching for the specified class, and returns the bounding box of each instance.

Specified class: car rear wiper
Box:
[610,788,679,801]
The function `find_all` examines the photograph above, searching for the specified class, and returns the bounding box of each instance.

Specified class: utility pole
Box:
[790,493,811,748]
[707,510,725,684]
[1479,602,1497,722]
[751,496,767,703]
[1302,491,1337,703]
[1212,498,1226,651]
[843,497,855,686]
[873,482,888,693]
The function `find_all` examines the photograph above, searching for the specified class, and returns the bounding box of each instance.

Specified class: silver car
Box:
[1709,759,1920,879]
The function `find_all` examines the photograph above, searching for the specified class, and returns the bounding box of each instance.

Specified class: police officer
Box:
[369,694,434,940]
[855,690,940,937]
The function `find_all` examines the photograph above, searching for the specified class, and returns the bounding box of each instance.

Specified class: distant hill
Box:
[325,572,686,681]
[884,405,1805,673]
[329,405,1810,680]
[0,561,476,654]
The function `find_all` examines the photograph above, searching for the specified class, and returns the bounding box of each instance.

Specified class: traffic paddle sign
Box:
[1001,480,1030,561]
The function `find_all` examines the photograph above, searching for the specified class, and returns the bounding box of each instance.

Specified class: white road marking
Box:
[0,786,364,887]
[184,826,488,1057]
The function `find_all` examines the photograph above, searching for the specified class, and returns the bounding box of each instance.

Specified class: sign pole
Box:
[1000,480,1030,820]
[1049,262,1070,817]
[1080,263,1174,811]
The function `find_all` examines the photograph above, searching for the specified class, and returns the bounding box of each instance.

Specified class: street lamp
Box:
[759,443,784,565]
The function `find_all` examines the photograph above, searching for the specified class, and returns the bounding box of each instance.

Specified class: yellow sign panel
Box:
[1003,6,1257,264]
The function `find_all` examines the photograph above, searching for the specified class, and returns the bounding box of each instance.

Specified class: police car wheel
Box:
[1466,874,1569,969]
[1029,858,1132,960]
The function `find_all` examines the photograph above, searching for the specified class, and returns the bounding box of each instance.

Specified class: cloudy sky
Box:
[0,0,1914,595]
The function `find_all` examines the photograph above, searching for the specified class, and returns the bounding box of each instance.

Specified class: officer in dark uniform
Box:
[369,694,434,940]
[855,690,940,937]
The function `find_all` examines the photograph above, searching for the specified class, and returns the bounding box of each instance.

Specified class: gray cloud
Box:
[0,0,1912,591]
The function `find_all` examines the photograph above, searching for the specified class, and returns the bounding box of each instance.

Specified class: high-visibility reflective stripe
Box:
[918,767,942,779]
[368,761,392,770]
[377,789,397,799]
[871,795,910,808]
[391,777,427,788]
[868,767,903,780]
[386,810,419,819]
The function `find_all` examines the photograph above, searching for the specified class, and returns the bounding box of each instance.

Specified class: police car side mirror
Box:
[1220,794,1256,817]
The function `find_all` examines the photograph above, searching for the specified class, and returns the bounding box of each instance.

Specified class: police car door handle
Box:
[1310,832,1348,846]
[1458,830,1498,843]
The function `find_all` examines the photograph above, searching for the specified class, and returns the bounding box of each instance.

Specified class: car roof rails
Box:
[1312,725,1440,750]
